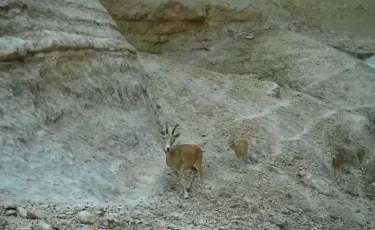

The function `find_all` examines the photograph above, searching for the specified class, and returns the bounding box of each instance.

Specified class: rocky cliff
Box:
[101,0,375,57]
[0,0,163,206]
[100,0,296,53]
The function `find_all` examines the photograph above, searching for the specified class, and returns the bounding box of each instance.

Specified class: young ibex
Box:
[228,138,249,172]
[332,152,345,181]
[161,123,203,199]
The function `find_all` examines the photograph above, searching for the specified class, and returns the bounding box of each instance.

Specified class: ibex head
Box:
[161,123,180,153]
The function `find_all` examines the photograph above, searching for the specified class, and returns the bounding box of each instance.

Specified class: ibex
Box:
[332,152,345,181]
[161,123,203,199]
[228,138,249,172]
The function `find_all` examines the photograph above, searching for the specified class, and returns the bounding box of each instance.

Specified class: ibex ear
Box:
[173,133,180,138]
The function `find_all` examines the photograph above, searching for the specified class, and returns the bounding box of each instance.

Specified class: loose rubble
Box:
[37,222,53,230]
[27,208,43,219]
[17,207,28,218]
[267,83,281,98]
[3,202,17,210]
[77,211,97,225]
[0,217,8,226]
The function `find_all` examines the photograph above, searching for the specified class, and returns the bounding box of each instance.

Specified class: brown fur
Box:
[166,144,203,183]
[162,124,204,198]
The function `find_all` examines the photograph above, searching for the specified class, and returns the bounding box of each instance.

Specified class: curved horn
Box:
[165,123,169,134]
[171,124,179,135]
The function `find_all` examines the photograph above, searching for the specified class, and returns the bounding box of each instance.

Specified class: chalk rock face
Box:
[100,0,294,53]
[101,0,375,55]
[0,0,163,204]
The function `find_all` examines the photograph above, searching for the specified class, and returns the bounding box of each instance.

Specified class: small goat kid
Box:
[161,124,203,199]
[229,138,249,172]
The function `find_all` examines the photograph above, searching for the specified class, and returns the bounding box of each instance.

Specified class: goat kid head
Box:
[161,123,180,153]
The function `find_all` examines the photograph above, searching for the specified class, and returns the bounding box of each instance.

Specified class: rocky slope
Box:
[139,34,375,228]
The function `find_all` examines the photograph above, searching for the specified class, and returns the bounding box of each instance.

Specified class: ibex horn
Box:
[171,124,179,135]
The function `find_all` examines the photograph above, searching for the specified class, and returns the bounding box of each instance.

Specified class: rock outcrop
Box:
[100,0,296,53]
[101,0,375,55]
[0,0,162,204]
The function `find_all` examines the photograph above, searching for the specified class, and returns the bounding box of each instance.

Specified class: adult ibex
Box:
[161,123,203,198]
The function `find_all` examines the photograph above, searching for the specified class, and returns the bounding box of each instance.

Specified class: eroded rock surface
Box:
[0,0,162,205]
[101,0,375,56]
[100,0,296,53]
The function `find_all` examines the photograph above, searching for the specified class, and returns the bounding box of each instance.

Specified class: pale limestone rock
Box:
[77,211,97,225]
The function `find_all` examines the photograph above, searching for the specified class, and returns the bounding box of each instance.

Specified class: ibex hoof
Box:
[183,193,189,199]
